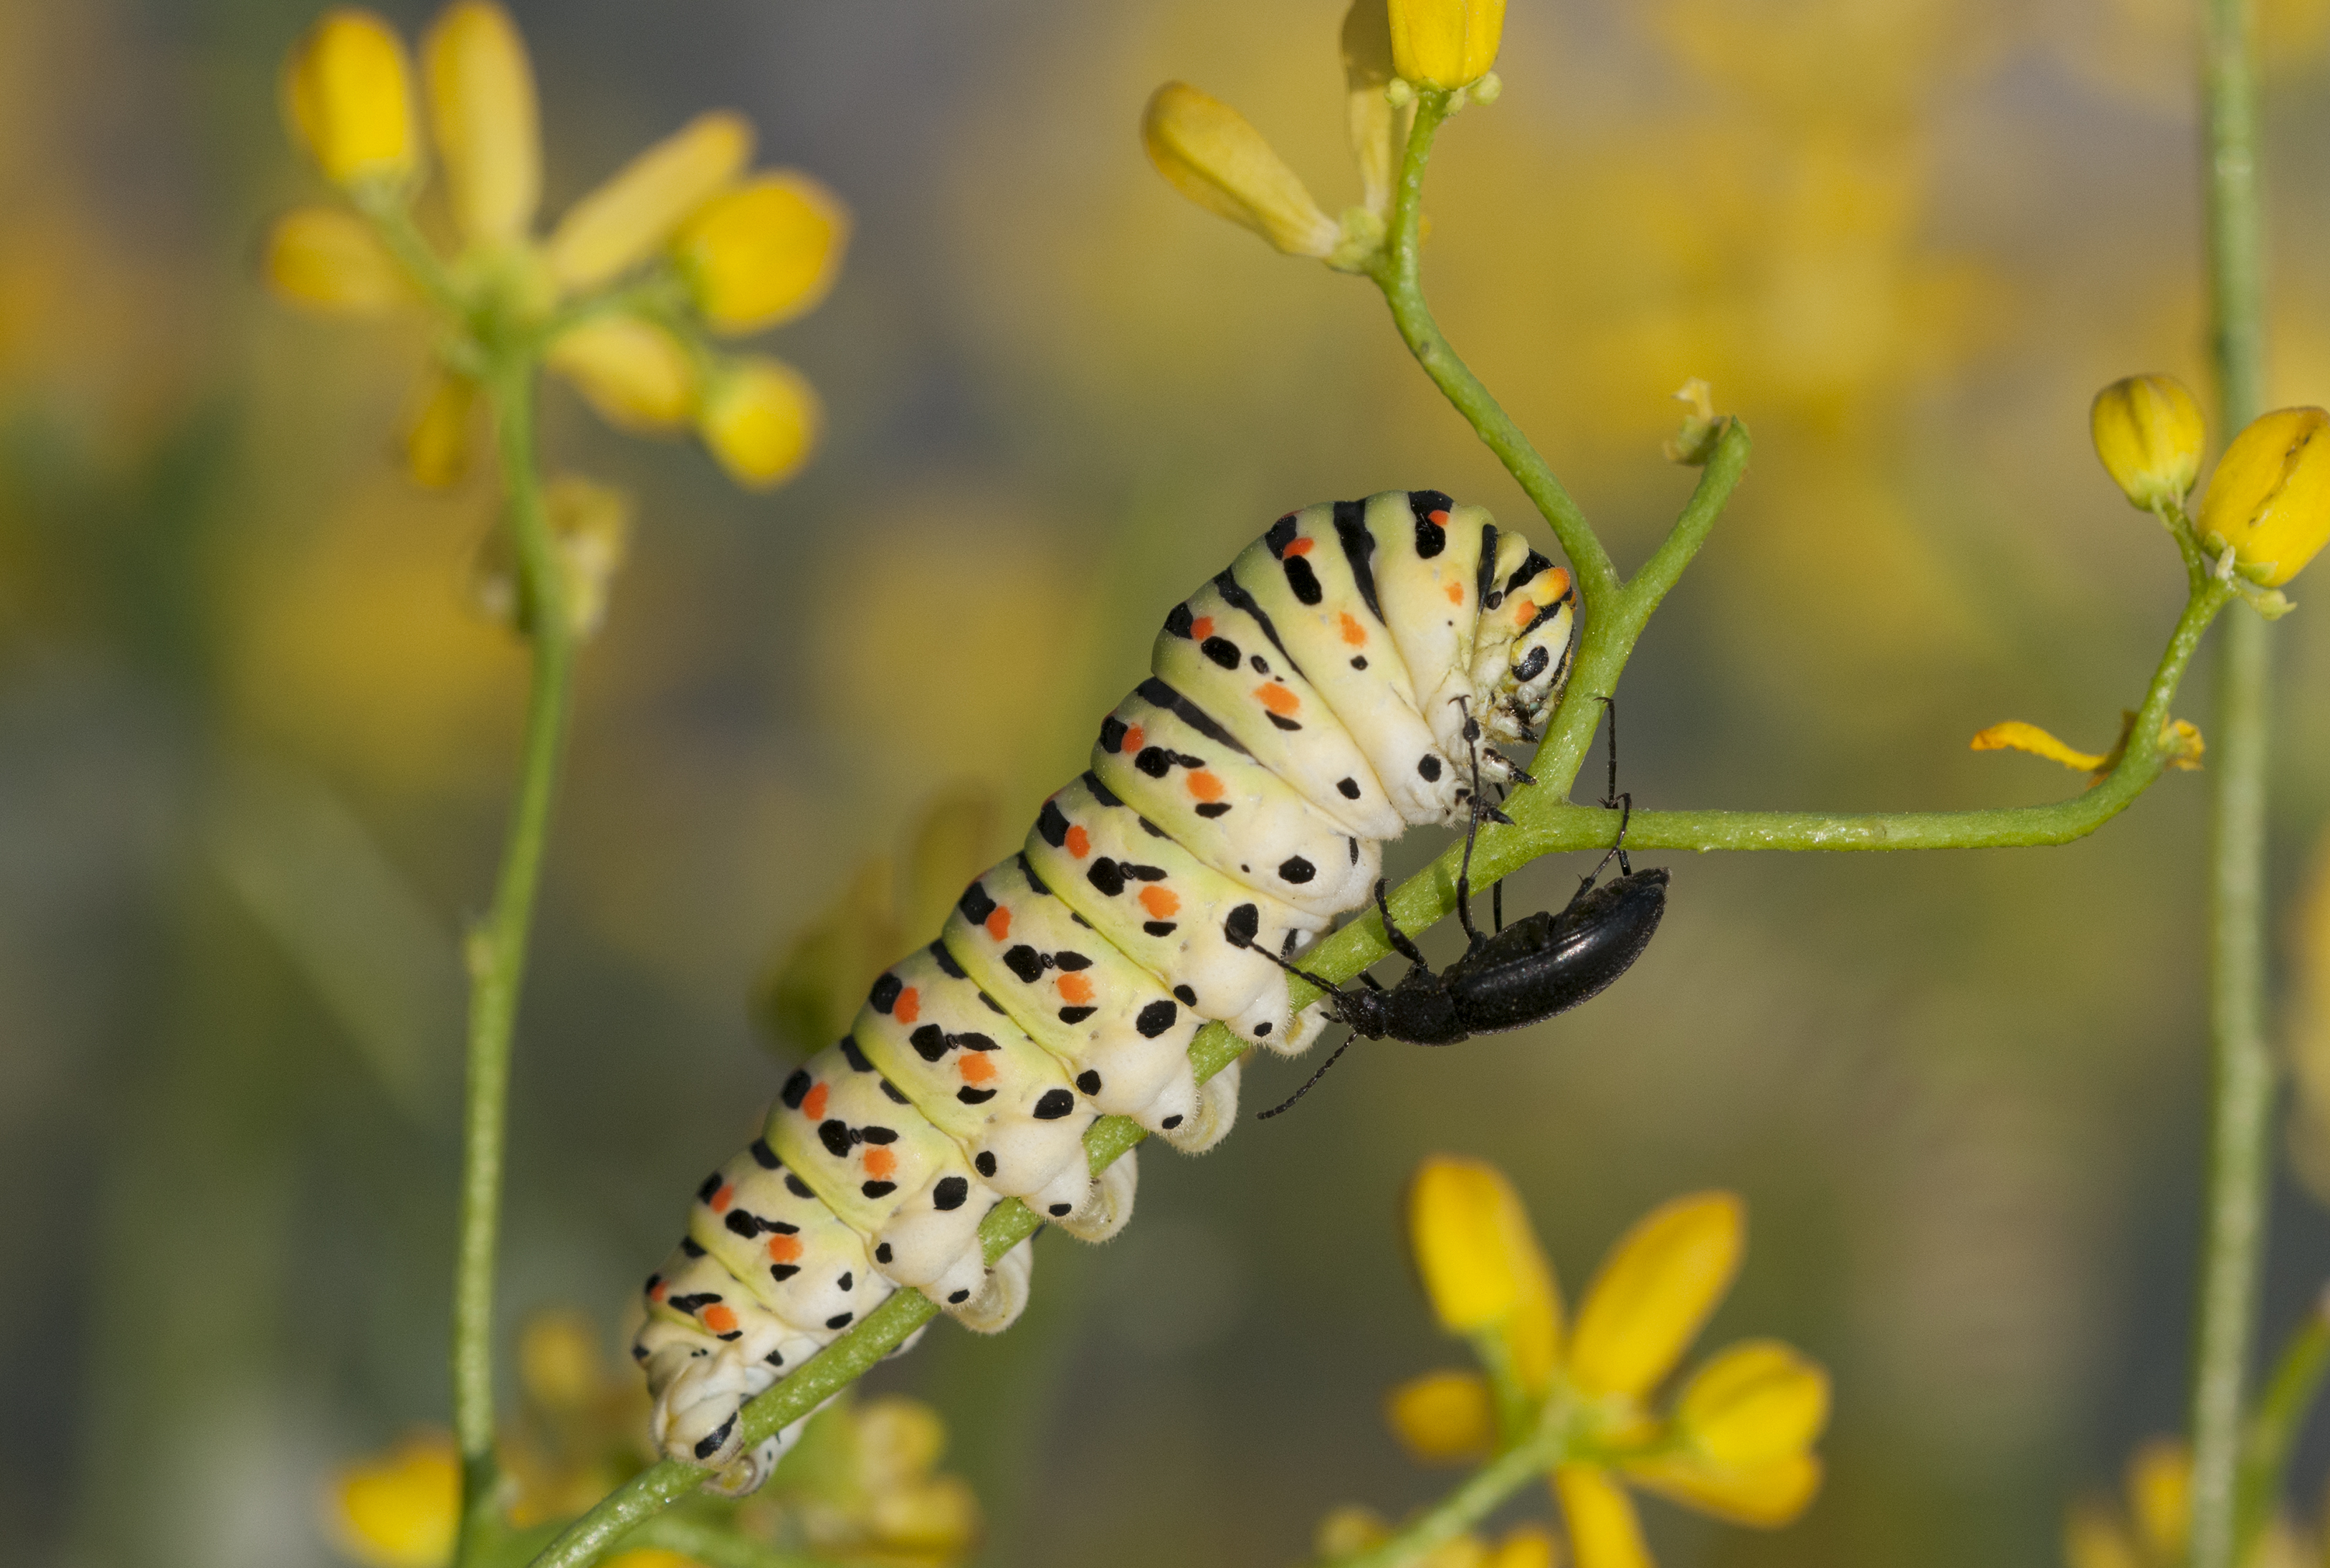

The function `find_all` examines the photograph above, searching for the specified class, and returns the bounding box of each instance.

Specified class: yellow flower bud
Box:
[515,1308,604,1415]
[2063,1500,2143,1568]
[404,366,477,489]
[326,1432,458,1568]
[264,206,408,313]
[1316,1504,1392,1559]
[1551,1465,1653,1568]
[422,1,540,244]
[671,174,850,336]
[2197,406,2330,586]
[547,113,755,293]
[2091,375,2205,510]
[1141,82,1342,260]
[1567,1192,1742,1399]
[855,1396,949,1491]
[1384,1369,1496,1462]
[1388,0,1508,90]
[1670,1339,1829,1468]
[283,9,418,190]
[2126,1438,2190,1564]
[1623,1451,1823,1528]
[697,356,820,490]
[1483,1526,1558,1568]
[546,315,697,432]
[1406,1157,1533,1333]
[866,1476,981,1558]
[604,1553,699,1568]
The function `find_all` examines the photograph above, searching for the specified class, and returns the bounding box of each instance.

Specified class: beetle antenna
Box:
[1241,936,1344,999]
[1256,1033,1358,1119]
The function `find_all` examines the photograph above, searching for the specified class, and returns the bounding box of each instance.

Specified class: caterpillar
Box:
[634,490,1577,1491]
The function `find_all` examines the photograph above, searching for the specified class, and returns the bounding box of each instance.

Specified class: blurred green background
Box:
[15,1,2330,1564]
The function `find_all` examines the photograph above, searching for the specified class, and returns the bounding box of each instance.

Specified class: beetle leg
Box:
[1452,698,1491,950]
[1492,878,1504,933]
[1374,878,1432,969]
[1356,971,1385,993]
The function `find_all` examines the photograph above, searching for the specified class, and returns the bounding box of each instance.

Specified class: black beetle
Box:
[1250,699,1667,1117]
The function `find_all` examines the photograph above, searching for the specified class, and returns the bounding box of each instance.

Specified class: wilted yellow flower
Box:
[547,113,754,293]
[2091,375,2205,510]
[671,174,850,335]
[2197,406,2330,586]
[1387,1368,1498,1463]
[422,1,539,246]
[1141,82,1342,260]
[326,1432,458,1568]
[546,315,697,431]
[284,9,418,190]
[265,206,408,313]
[698,356,821,490]
[1389,0,1508,90]
[473,475,634,640]
[1343,0,1406,216]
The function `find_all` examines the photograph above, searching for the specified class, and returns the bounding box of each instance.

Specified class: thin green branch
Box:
[455,358,579,1566]
[2236,1289,2330,1549]
[1325,1420,1566,1568]
[2190,0,2276,1562]
[624,1514,852,1568]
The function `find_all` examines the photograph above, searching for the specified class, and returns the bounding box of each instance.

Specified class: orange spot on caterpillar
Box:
[1190,616,1214,640]
[1187,771,1225,802]
[1445,581,1464,604]
[1284,536,1315,556]
[1254,683,1299,716]
[1057,973,1095,1006]
[1511,597,1537,626]
[1544,566,1572,599]
[1339,612,1366,646]
[862,1146,897,1180]
[1123,726,1143,752]
[802,1083,829,1120]
[649,1278,669,1301]
[1065,824,1090,858]
[895,987,920,1024]
[710,1184,734,1214]
[1139,885,1181,919]
[985,908,1011,941]
[1427,509,1450,527]
[959,1051,997,1085]
[767,1235,802,1264]
[702,1303,737,1333]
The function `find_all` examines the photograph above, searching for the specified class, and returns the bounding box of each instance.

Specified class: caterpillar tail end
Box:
[946,1235,1035,1334]
[1160,1055,1240,1154]
[1057,1146,1138,1242]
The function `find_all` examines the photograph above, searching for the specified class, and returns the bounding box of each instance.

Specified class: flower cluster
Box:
[267,2,845,491]
[1139,0,1504,275]
[1325,1157,1829,1567]
[2065,1437,2312,1568]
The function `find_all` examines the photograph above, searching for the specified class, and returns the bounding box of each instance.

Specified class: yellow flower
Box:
[2091,374,2205,510]
[1141,82,1342,260]
[284,10,418,191]
[1396,1164,1827,1568]
[325,1432,458,1568]
[671,174,850,336]
[2197,406,2330,586]
[2060,1434,2317,1568]
[698,356,822,490]
[267,2,843,493]
[1389,0,1508,90]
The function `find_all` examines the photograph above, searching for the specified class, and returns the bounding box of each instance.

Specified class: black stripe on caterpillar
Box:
[634,490,1577,1491]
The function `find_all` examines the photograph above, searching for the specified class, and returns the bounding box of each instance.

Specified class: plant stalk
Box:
[455,357,578,1564]
[2189,0,2276,1562]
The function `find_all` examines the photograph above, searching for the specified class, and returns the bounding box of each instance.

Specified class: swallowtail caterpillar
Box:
[637,490,1579,1491]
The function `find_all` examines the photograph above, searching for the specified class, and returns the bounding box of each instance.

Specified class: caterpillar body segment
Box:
[639,493,1577,1488]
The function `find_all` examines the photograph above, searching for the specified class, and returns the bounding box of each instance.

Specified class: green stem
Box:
[624,1515,852,1568]
[2190,1,2276,1564]
[455,358,579,1564]
[1328,1420,1566,1568]
[2236,1290,2330,1549]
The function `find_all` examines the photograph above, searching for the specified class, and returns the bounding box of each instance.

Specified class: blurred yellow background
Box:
[13,1,2330,1564]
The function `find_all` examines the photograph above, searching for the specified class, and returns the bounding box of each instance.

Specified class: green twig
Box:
[2189,1,2276,1564]
[624,1514,852,1568]
[454,357,579,1565]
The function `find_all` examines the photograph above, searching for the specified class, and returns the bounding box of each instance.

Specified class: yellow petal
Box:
[1969,721,2110,775]
[1623,1451,1822,1528]
[1407,1156,1542,1334]
[2063,1499,2143,1568]
[1141,82,1342,259]
[1316,1504,1391,1558]
[1385,1369,1497,1463]
[1422,1536,1491,1568]
[866,1476,981,1557]
[2197,406,2330,586]
[2125,1438,2190,1564]
[671,174,850,336]
[1551,1466,1653,1568]
[547,112,755,293]
[546,315,696,431]
[283,9,417,190]
[1343,1,1404,216]
[264,206,409,313]
[403,367,477,489]
[2091,374,2205,510]
[856,1395,949,1490]
[1568,1192,1743,1399]
[604,1553,702,1568]
[1485,1525,1560,1568]
[1670,1339,1829,1468]
[326,1432,458,1568]
[697,356,820,490]
[1388,0,1508,90]
[422,1,540,244]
